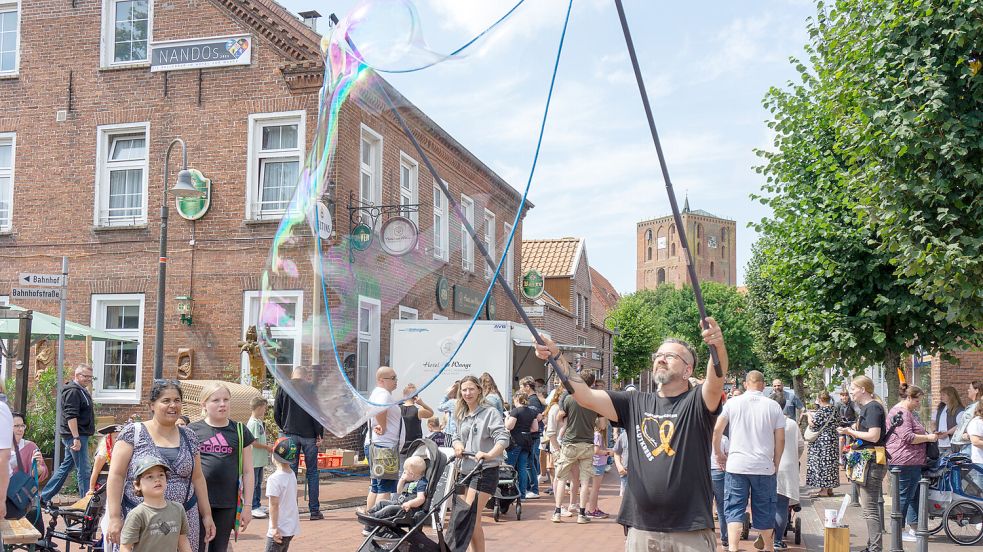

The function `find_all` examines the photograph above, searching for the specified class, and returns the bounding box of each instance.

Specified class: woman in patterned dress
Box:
[806,390,841,496]
[105,380,216,551]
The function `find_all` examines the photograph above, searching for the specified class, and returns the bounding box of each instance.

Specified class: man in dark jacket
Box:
[41,364,95,503]
[274,365,325,520]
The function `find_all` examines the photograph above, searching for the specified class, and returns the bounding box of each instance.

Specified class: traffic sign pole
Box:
[53,257,68,470]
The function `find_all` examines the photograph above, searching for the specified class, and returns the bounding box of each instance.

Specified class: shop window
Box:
[247,111,305,220]
[95,123,148,227]
[242,290,303,384]
[102,0,151,67]
[91,293,145,403]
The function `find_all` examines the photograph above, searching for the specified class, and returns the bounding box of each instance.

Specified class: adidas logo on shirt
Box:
[200,433,234,455]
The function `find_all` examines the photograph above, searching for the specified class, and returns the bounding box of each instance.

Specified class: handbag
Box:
[846,449,873,484]
[804,413,835,443]
[369,414,403,480]
[5,439,39,519]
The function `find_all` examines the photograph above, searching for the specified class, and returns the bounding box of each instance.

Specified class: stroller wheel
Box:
[516,500,522,521]
[943,500,983,546]
[493,502,501,523]
[794,517,802,545]
[741,513,750,540]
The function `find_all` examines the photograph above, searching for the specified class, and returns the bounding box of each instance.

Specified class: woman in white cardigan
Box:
[772,403,805,550]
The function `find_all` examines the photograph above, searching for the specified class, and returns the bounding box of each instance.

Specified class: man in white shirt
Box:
[364,366,403,510]
[713,371,785,552]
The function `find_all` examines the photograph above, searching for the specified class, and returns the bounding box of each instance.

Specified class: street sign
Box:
[11,287,64,301]
[19,273,66,287]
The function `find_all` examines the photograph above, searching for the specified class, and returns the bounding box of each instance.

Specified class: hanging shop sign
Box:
[521,269,544,300]
[307,201,333,241]
[380,216,418,256]
[350,223,373,251]
[485,294,497,320]
[151,34,252,72]
[175,169,211,221]
[435,277,450,310]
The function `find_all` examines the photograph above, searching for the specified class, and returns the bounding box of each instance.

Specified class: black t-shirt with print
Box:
[607,385,720,533]
[856,401,887,449]
[190,420,255,508]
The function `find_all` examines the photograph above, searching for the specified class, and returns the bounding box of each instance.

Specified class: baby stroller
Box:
[488,464,521,522]
[922,453,983,546]
[356,439,485,552]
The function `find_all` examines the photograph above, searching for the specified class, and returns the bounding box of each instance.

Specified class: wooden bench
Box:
[0,518,42,551]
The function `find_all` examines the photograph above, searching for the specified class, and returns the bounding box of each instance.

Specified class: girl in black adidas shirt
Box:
[190,382,255,552]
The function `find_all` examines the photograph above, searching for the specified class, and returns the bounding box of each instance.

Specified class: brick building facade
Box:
[636,198,737,290]
[520,238,615,383]
[0,0,527,431]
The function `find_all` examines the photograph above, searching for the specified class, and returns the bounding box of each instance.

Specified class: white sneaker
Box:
[525,491,540,499]
[561,509,574,517]
[251,508,267,519]
[902,528,916,542]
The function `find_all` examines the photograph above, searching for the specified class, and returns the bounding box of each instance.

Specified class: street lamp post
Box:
[154,138,203,380]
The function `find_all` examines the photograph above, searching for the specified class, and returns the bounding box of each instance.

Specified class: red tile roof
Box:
[521,238,582,278]
[590,267,620,326]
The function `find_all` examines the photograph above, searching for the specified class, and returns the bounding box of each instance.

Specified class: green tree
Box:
[745,240,802,387]
[606,293,659,383]
[818,0,983,328]
[751,3,981,401]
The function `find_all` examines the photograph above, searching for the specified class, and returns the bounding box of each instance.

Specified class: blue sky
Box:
[279,0,816,292]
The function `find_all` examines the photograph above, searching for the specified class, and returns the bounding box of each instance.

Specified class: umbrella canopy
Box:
[0,304,136,342]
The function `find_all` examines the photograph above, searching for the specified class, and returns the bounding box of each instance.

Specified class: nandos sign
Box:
[151,35,253,72]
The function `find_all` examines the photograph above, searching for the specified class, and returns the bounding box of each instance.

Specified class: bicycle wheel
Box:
[928,510,945,535]
[943,500,983,546]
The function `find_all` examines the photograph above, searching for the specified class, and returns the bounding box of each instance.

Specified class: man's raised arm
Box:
[700,317,728,412]
[534,338,619,423]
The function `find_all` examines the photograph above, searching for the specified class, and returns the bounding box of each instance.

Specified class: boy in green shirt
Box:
[248,396,274,519]
[120,457,191,552]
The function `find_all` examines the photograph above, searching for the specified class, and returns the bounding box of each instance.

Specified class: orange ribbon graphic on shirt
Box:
[640,417,676,457]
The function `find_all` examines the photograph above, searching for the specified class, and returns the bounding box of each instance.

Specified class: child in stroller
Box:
[362,456,429,536]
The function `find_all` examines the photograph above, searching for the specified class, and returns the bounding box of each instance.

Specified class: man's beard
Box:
[653,369,675,385]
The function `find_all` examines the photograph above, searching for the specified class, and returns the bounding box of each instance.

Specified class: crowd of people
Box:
[0,334,979,552]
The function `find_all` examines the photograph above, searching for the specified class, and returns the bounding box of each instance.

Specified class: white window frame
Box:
[502,222,514,287]
[101,0,153,68]
[398,152,418,227]
[242,290,303,384]
[90,293,145,404]
[359,125,383,226]
[398,305,418,320]
[0,132,14,231]
[356,296,381,393]
[94,122,149,227]
[460,194,474,272]
[483,210,495,280]
[0,1,20,76]
[574,294,581,328]
[432,184,449,262]
[246,111,306,221]
[432,313,448,320]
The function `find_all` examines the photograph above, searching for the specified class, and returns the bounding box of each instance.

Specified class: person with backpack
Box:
[105,380,216,552]
[190,382,255,552]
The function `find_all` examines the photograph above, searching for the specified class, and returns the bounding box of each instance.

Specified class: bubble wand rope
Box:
[613,0,722,377]
[346,3,577,395]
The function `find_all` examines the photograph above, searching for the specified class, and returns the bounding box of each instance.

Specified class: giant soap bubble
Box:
[256,0,569,437]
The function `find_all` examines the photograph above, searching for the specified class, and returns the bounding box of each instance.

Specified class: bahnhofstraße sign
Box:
[151,35,252,72]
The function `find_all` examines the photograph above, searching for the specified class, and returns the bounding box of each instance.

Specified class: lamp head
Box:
[171,170,202,197]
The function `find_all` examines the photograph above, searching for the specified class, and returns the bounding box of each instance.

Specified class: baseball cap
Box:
[98,423,123,435]
[133,456,171,479]
[272,436,299,464]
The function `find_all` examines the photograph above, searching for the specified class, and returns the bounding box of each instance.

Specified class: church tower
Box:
[636,198,737,290]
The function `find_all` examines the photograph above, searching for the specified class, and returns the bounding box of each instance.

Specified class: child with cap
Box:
[120,457,191,552]
[266,437,301,551]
